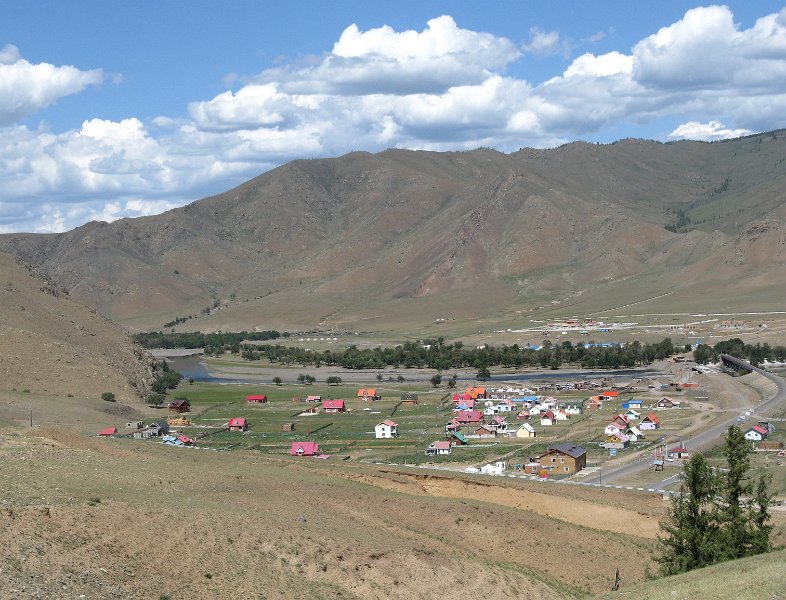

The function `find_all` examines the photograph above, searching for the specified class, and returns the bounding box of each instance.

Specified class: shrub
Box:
[101,392,116,402]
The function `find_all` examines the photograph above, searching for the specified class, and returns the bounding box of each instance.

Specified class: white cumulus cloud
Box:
[6,7,786,233]
[0,44,103,127]
[668,120,753,141]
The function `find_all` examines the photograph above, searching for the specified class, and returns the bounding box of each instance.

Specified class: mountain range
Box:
[2,131,786,334]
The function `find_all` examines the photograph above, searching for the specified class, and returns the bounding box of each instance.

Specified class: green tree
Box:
[720,425,753,560]
[396,375,405,383]
[101,392,116,402]
[447,375,457,389]
[749,470,773,555]
[376,373,383,382]
[658,453,722,575]
[146,393,165,406]
[430,374,442,388]
[476,366,491,381]
[326,376,342,385]
[272,376,283,386]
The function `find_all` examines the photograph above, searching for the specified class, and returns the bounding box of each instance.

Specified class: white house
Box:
[744,425,768,442]
[425,441,452,455]
[604,422,624,437]
[480,461,507,475]
[375,420,399,439]
[555,409,570,421]
[540,411,557,426]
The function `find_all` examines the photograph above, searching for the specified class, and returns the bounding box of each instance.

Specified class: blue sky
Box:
[2,1,786,232]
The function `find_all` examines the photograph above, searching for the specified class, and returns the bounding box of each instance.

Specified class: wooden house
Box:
[538,444,587,475]
[228,417,248,432]
[282,422,295,432]
[400,392,419,405]
[656,397,681,409]
[290,441,320,456]
[446,432,469,445]
[246,394,268,404]
[322,399,346,413]
[167,398,191,413]
[357,388,380,402]
[585,396,602,411]
[472,425,496,439]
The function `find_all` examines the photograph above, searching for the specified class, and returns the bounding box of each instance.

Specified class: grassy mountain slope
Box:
[0,252,154,402]
[1,132,785,332]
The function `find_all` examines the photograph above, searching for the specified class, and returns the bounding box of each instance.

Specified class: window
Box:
[559,458,565,463]
[564,466,569,472]
[551,458,556,463]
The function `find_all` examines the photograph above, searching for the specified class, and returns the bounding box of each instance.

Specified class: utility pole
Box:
[30,408,33,427]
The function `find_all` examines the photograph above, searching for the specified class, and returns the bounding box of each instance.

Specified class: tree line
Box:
[693,338,786,366]
[236,338,678,370]
[133,330,283,350]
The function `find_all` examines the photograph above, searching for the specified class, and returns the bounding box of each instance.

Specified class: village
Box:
[95,366,784,492]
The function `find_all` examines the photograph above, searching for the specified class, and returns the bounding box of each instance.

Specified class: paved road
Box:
[583,355,786,485]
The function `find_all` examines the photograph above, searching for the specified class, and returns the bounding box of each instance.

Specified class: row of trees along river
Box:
[133,332,681,370]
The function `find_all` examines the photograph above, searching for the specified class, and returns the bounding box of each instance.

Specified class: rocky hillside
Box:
[1,132,785,331]
[0,252,155,402]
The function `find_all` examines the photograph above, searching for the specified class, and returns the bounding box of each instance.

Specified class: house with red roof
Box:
[540,411,557,426]
[375,420,399,439]
[455,410,484,425]
[167,398,191,413]
[585,396,602,411]
[425,441,452,456]
[322,399,346,413]
[290,441,320,456]
[639,413,661,430]
[452,392,472,404]
[228,417,248,432]
[669,447,690,459]
[744,425,769,442]
[357,388,380,401]
[600,390,619,400]
[610,414,629,429]
[246,394,268,404]
[444,418,461,432]
[466,387,488,399]
[98,427,118,437]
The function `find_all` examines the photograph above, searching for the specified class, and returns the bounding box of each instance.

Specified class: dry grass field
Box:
[1,424,663,599]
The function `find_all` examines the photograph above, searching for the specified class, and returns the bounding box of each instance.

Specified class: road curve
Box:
[583,355,786,485]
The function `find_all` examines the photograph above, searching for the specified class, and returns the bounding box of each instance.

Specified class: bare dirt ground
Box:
[0,425,667,599]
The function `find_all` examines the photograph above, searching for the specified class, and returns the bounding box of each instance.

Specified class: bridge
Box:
[582,355,786,486]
